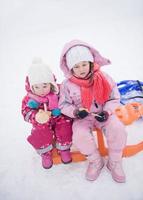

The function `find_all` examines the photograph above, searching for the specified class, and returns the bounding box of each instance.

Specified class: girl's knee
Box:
[73,132,96,155]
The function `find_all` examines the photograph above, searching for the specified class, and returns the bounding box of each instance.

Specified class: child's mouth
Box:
[80,72,85,75]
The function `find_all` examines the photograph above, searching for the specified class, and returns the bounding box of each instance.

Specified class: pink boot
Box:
[107,160,126,183]
[86,153,104,181]
[41,152,53,169]
[60,149,72,164]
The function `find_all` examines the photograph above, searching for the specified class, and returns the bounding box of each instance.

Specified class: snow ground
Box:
[0,0,143,200]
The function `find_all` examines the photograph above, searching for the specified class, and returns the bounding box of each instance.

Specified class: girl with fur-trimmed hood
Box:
[59,40,127,183]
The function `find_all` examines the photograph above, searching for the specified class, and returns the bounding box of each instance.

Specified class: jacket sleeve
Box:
[21,96,37,124]
[102,73,121,115]
[58,81,77,118]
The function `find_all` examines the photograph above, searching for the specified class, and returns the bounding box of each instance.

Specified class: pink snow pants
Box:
[27,115,72,154]
[72,114,127,161]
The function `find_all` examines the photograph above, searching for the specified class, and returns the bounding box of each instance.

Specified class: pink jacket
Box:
[59,40,121,118]
[21,77,59,126]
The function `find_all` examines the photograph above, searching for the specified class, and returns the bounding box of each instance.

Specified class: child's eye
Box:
[35,86,39,89]
[43,85,48,88]
[82,64,86,66]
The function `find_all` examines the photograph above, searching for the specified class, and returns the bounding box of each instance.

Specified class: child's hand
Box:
[51,108,61,116]
[35,109,51,124]
[94,111,109,122]
[27,99,40,109]
[76,108,89,119]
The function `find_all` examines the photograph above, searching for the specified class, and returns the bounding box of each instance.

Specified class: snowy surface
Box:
[0,0,143,200]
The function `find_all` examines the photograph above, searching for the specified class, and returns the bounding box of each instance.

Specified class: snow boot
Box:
[60,149,72,164]
[107,160,126,183]
[86,152,104,181]
[41,151,53,169]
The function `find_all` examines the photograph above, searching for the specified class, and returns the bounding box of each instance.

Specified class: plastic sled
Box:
[115,102,143,125]
[52,148,86,164]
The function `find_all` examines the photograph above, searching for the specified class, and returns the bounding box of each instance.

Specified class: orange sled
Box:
[115,102,143,125]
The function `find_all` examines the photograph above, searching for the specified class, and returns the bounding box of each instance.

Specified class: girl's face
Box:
[72,61,90,78]
[32,83,51,96]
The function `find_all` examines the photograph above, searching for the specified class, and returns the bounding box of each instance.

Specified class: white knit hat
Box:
[66,46,94,70]
[28,57,58,93]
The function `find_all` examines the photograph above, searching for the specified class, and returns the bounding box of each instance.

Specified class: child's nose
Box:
[41,88,45,92]
[79,67,84,71]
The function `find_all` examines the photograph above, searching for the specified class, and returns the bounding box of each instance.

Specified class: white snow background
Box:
[0,0,143,200]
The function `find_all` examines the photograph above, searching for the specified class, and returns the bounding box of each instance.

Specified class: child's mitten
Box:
[51,108,61,116]
[76,109,89,119]
[27,99,40,109]
[94,111,109,122]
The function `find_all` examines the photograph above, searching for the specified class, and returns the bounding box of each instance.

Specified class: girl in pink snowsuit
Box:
[59,40,127,182]
[21,58,72,169]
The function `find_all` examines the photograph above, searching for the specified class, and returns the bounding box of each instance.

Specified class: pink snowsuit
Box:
[59,40,127,162]
[21,77,72,155]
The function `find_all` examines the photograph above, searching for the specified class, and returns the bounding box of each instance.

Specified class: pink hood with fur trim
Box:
[60,39,111,78]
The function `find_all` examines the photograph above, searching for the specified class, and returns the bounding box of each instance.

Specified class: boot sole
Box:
[107,163,126,183]
[42,162,53,169]
[61,159,72,164]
